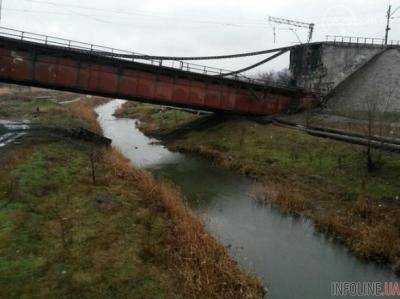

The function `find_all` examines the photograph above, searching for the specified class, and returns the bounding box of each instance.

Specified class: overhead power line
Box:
[4,8,119,24]
[16,0,267,27]
[5,7,267,28]
[219,50,289,77]
[99,45,294,61]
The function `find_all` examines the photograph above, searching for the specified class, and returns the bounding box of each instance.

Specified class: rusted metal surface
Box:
[0,26,296,87]
[0,36,319,116]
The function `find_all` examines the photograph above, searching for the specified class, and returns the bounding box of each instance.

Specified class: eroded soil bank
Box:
[115,101,400,277]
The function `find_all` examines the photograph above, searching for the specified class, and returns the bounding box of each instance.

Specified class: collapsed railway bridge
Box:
[0,27,396,116]
[0,27,318,116]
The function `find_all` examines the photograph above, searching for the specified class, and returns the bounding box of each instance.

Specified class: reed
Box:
[104,148,265,298]
[115,101,400,275]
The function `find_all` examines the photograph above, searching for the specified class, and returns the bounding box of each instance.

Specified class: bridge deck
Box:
[0,27,318,115]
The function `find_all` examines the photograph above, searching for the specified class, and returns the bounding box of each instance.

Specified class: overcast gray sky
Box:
[2,0,400,74]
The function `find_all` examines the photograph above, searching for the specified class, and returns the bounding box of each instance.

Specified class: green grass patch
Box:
[0,140,173,298]
[0,94,176,297]
[115,101,400,200]
[173,119,400,199]
[115,102,200,134]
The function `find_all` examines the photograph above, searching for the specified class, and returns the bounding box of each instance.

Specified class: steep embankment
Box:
[327,49,400,113]
[0,90,264,298]
[116,101,400,277]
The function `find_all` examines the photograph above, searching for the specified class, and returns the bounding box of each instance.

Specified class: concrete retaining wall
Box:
[290,43,382,95]
[327,49,400,113]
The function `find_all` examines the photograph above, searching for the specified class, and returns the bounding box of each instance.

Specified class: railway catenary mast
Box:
[268,16,315,43]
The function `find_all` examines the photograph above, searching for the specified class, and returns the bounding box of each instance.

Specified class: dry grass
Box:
[2,92,264,298]
[114,101,132,118]
[115,103,400,276]
[262,180,310,215]
[265,179,400,270]
[354,223,399,262]
[0,141,175,298]
[114,101,200,135]
[68,98,106,133]
[105,149,265,298]
[313,195,400,266]
[67,99,264,297]
[262,176,400,271]
[0,141,264,298]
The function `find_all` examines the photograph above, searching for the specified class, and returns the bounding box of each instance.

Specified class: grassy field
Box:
[114,102,200,135]
[116,101,400,275]
[0,90,263,298]
[0,140,175,298]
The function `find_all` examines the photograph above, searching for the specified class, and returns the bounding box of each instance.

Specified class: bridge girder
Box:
[0,37,318,116]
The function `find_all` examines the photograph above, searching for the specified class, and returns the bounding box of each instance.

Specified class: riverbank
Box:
[0,91,264,298]
[114,101,201,135]
[116,101,400,276]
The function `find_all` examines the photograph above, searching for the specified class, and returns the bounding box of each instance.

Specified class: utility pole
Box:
[0,0,3,23]
[385,5,392,45]
[385,4,400,45]
[273,26,276,44]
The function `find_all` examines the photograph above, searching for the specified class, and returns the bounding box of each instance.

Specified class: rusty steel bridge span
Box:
[0,27,318,116]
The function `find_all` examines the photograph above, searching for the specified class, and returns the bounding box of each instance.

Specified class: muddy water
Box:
[96,100,399,299]
[0,120,29,148]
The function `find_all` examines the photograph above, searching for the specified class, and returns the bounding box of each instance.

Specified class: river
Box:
[96,100,399,299]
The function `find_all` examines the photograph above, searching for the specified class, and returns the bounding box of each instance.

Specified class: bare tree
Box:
[338,80,397,171]
[258,70,276,83]
[332,68,398,172]
[364,90,381,171]
[276,69,293,85]
[362,87,397,171]
[89,149,99,185]
[258,68,293,86]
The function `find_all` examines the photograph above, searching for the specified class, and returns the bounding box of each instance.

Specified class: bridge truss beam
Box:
[0,35,318,116]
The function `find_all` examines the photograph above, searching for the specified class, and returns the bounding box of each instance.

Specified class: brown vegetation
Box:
[62,96,265,298]
[0,89,264,298]
[114,101,400,276]
[114,101,200,135]
[106,149,264,298]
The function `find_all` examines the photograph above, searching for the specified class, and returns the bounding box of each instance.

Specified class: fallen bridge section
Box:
[0,28,318,116]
